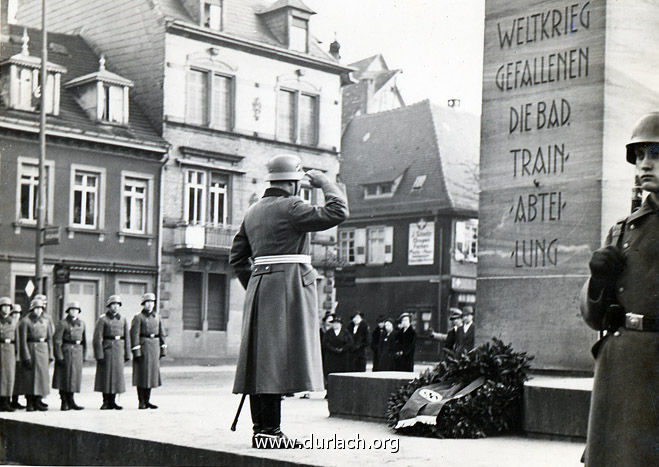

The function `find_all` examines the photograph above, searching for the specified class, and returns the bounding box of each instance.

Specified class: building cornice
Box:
[166,20,354,76]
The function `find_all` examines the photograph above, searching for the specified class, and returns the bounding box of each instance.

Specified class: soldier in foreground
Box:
[0,297,18,412]
[580,112,659,466]
[230,154,348,448]
[131,293,166,409]
[93,295,130,410]
[52,302,86,410]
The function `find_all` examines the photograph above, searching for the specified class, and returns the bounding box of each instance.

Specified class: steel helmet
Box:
[141,292,156,304]
[29,298,45,311]
[12,304,22,314]
[105,295,122,307]
[626,111,659,164]
[65,301,82,313]
[0,297,12,307]
[265,154,305,181]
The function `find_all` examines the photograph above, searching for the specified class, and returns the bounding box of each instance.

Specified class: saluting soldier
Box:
[16,298,53,412]
[52,301,86,410]
[0,297,19,412]
[230,154,348,447]
[130,292,166,409]
[93,295,131,410]
[580,112,659,466]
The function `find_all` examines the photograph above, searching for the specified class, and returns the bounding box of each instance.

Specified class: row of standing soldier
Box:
[0,292,165,412]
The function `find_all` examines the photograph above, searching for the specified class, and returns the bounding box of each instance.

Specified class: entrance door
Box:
[67,279,99,359]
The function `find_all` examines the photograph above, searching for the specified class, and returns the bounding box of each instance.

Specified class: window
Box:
[339,230,355,264]
[290,16,308,52]
[183,271,227,332]
[185,170,206,224]
[411,175,427,191]
[122,177,148,233]
[277,89,318,146]
[455,219,478,263]
[99,83,126,124]
[72,171,99,228]
[299,185,313,204]
[364,182,394,199]
[207,273,227,331]
[208,173,227,226]
[17,159,53,224]
[202,0,223,30]
[184,169,231,225]
[17,68,33,110]
[186,68,234,130]
[183,271,203,331]
[366,226,393,264]
[15,68,56,113]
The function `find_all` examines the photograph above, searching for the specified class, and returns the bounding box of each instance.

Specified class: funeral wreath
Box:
[386,338,533,438]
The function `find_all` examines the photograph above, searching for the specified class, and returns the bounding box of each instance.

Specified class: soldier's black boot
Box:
[111,393,123,410]
[145,388,158,409]
[69,393,83,410]
[3,396,15,412]
[25,396,36,412]
[10,395,25,410]
[0,397,10,411]
[137,388,147,409]
[100,393,112,410]
[60,391,71,411]
[35,396,48,411]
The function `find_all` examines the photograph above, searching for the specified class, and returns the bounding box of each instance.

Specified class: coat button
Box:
[629,224,635,230]
[613,331,621,337]
[618,287,624,293]
[622,242,629,248]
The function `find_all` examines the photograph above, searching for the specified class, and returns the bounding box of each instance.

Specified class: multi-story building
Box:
[17,0,351,360]
[336,100,479,360]
[0,23,169,349]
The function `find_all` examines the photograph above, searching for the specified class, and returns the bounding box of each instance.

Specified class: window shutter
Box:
[384,226,394,263]
[354,228,366,264]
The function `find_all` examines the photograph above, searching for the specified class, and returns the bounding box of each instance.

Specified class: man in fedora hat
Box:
[131,292,166,409]
[52,301,86,410]
[93,295,130,410]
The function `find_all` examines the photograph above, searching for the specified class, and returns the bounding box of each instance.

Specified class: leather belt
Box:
[253,254,311,265]
[2,339,14,344]
[625,313,659,332]
[141,334,159,338]
[104,336,124,340]
[64,340,82,345]
[28,338,46,342]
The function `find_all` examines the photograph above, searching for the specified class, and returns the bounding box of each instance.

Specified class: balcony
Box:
[172,223,240,253]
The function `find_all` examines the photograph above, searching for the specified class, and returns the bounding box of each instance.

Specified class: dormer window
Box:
[289,17,308,52]
[1,29,65,115]
[202,0,223,30]
[65,55,133,125]
[363,174,403,199]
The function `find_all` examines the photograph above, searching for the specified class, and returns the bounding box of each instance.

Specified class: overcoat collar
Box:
[628,194,659,223]
[263,187,291,198]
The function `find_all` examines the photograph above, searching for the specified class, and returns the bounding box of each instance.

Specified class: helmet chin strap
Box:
[292,181,300,196]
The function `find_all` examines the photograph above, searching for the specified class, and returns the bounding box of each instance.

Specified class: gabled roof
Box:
[340,100,479,218]
[257,0,315,15]
[0,25,167,152]
[154,0,336,63]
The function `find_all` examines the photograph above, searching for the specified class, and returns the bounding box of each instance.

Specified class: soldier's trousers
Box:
[249,394,281,434]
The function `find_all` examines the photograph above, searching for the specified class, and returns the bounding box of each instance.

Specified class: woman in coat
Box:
[321,317,352,377]
[52,301,86,410]
[16,298,53,411]
[0,297,19,411]
[93,295,130,410]
[130,293,166,409]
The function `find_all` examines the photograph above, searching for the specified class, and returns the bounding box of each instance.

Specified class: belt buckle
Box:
[75,340,81,345]
[150,334,155,338]
[3,339,10,343]
[625,313,644,331]
[114,336,120,340]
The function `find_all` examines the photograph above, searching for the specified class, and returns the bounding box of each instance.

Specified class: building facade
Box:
[0,24,168,352]
[336,100,479,360]
[17,0,350,360]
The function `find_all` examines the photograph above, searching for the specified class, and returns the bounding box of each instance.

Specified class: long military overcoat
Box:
[130,310,165,388]
[0,316,19,396]
[52,316,86,392]
[580,195,659,467]
[230,184,348,395]
[15,312,53,396]
[93,312,130,394]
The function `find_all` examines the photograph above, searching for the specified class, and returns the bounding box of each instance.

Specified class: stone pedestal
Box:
[478,0,659,370]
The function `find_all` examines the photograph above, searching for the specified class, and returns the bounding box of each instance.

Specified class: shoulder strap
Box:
[608,219,626,248]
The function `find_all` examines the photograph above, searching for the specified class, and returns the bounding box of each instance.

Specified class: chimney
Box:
[329,38,341,60]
